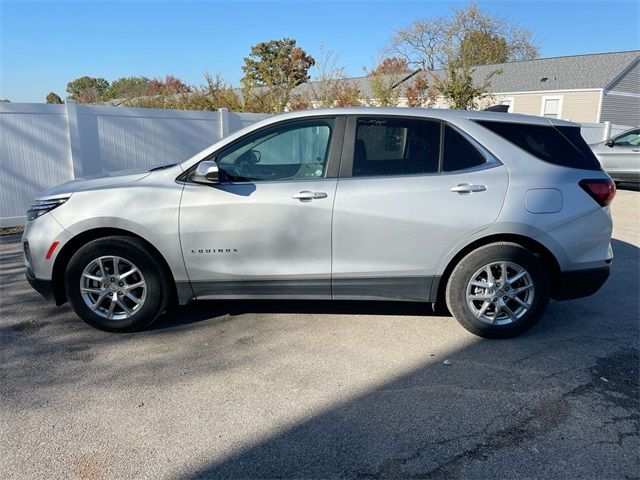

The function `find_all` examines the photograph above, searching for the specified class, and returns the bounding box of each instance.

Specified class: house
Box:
[440,50,640,125]
[292,50,639,126]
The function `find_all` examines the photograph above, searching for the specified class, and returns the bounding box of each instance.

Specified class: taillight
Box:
[579,179,616,207]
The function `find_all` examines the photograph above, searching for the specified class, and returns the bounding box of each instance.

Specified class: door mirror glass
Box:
[605,139,615,148]
[192,160,219,184]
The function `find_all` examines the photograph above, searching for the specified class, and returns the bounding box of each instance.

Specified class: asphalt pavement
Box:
[1,190,638,479]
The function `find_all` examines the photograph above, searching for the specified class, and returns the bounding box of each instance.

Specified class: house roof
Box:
[290,50,640,97]
[429,50,640,93]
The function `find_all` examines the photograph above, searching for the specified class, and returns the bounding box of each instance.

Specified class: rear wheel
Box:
[446,242,550,338]
[65,236,169,332]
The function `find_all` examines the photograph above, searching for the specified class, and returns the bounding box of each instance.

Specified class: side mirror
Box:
[192,160,219,184]
[605,139,615,148]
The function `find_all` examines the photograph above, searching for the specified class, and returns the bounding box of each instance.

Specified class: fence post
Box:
[219,108,230,139]
[65,100,83,178]
[603,121,612,141]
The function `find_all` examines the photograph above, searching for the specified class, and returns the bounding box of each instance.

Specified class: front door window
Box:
[216,120,334,182]
[612,129,640,146]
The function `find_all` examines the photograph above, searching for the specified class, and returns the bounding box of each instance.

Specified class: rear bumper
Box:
[553,266,610,301]
[26,268,56,303]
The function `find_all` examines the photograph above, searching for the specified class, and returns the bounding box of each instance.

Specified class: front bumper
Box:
[552,266,610,301]
[21,211,71,280]
[26,267,56,303]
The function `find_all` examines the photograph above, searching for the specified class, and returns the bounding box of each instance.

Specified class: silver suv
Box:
[23,108,616,338]
[590,127,640,184]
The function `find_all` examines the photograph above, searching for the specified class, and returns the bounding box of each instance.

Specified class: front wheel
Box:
[446,242,550,338]
[65,236,170,332]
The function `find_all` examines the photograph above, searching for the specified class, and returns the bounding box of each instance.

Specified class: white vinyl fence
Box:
[580,121,631,144]
[0,102,269,227]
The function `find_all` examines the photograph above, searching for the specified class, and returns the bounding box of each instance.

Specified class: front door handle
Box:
[450,183,487,193]
[292,191,328,201]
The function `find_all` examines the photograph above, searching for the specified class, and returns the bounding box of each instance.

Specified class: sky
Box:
[1,0,639,103]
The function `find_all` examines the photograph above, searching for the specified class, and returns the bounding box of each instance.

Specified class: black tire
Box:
[445,242,550,339]
[65,236,170,332]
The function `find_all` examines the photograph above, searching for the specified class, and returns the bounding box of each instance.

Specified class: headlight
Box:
[26,197,69,221]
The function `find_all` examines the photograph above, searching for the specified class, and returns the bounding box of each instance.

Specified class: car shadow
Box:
[150,298,440,331]
[176,237,639,479]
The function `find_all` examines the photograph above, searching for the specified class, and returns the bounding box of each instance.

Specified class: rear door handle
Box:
[450,183,487,193]
[292,191,328,200]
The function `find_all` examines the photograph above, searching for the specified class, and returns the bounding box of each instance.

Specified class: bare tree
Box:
[448,1,538,64]
[388,1,538,70]
[291,49,361,109]
[388,1,538,109]
[388,17,448,70]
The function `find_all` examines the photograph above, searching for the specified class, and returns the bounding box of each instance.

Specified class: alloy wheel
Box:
[466,261,535,325]
[79,256,147,320]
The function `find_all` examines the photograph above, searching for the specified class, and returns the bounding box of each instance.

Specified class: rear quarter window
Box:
[475,121,602,171]
[443,125,486,172]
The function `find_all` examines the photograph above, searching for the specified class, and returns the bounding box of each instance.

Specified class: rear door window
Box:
[476,120,601,171]
[353,118,440,177]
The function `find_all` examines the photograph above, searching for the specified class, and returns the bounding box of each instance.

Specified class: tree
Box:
[128,73,244,112]
[404,72,438,108]
[366,57,409,107]
[389,1,538,70]
[388,16,449,70]
[146,75,191,95]
[387,1,538,110]
[66,76,109,103]
[309,50,361,108]
[459,30,509,66]
[436,59,499,110]
[241,38,315,113]
[447,2,538,64]
[104,76,150,100]
[191,72,242,111]
[288,49,361,110]
[46,92,64,104]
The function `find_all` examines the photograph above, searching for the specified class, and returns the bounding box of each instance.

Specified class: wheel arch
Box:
[51,227,180,306]
[431,233,561,306]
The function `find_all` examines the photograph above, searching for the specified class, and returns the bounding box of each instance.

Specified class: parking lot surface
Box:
[1,190,638,480]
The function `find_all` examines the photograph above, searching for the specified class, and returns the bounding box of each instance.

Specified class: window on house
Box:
[542,98,561,118]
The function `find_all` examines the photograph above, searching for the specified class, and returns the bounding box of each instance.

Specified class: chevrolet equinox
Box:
[23,108,615,338]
